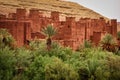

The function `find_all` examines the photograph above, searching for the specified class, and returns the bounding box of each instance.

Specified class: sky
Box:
[68,0,120,22]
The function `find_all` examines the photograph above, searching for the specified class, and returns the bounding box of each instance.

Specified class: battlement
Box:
[110,19,117,37]
[16,8,27,20]
[8,13,16,19]
[0,14,6,20]
[29,9,42,19]
[51,11,59,21]
[0,8,118,50]
[66,17,75,22]
[111,19,117,23]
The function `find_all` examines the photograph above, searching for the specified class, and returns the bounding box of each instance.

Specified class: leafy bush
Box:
[100,33,117,52]
[101,33,116,45]
[0,36,120,80]
[30,40,73,61]
[107,54,120,80]
[0,29,15,48]
[66,48,112,80]
[13,48,33,80]
[78,40,93,51]
[117,31,120,40]
[26,55,48,80]
[0,47,16,80]
[29,39,46,50]
[45,57,79,80]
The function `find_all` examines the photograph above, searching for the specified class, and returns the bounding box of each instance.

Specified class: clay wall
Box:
[76,21,86,45]
[31,32,45,39]
[92,32,101,45]
[0,8,118,50]
[0,20,31,47]
[51,11,59,22]
[105,22,111,34]
[16,8,27,20]
[51,11,60,28]
[29,9,42,33]
[65,17,79,49]
[0,14,6,20]
[111,19,117,37]
[8,13,16,19]
[53,21,65,40]
[24,22,31,43]
[66,17,76,38]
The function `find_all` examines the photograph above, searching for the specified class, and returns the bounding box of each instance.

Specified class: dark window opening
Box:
[68,25,70,28]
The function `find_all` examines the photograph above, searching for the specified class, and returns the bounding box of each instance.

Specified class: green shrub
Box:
[66,48,111,80]
[0,47,16,80]
[0,29,15,48]
[29,39,46,50]
[78,40,93,51]
[0,36,120,80]
[117,31,120,40]
[100,33,117,52]
[107,54,120,80]
[48,47,73,61]
[26,55,46,80]
[45,57,79,80]
[13,48,33,80]
[31,41,73,61]
[101,34,116,45]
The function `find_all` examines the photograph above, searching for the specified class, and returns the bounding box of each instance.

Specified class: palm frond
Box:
[41,25,57,38]
[101,33,116,45]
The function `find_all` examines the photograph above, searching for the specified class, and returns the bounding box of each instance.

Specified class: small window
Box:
[68,25,70,28]
[61,22,64,25]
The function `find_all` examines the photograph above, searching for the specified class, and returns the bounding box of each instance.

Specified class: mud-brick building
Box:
[0,20,31,47]
[0,8,117,50]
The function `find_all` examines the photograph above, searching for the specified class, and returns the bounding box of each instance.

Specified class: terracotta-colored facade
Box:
[0,8,117,50]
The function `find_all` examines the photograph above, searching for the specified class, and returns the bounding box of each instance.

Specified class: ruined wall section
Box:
[51,11,60,28]
[76,20,86,45]
[0,8,118,49]
[16,8,27,20]
[29,9,42,33]
[0,14,6,20]
[0,20,31,47]
[111,19,117,38]
[89,18,108,45]
[105,21,111,34]
[63,17,78,50]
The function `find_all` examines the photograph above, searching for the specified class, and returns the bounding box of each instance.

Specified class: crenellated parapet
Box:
[16,8,27,20]
[0,14,6,20]
[0,8,118,50]
[51,11,59,22]
[110,19,117,37]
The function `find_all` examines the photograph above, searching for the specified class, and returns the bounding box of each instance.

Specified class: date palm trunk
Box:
[46,37,52,50]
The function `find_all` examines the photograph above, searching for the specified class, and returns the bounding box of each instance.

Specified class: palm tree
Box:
[41,25,57,50]
[0,28,15,48]
[101,33,116,52]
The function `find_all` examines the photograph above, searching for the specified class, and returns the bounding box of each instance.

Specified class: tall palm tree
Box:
[41,25,57,50]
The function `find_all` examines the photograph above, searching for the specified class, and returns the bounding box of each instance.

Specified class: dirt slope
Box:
[0,0,108,20]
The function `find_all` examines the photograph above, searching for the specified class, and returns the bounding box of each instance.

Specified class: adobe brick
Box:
[16,8,27,20]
